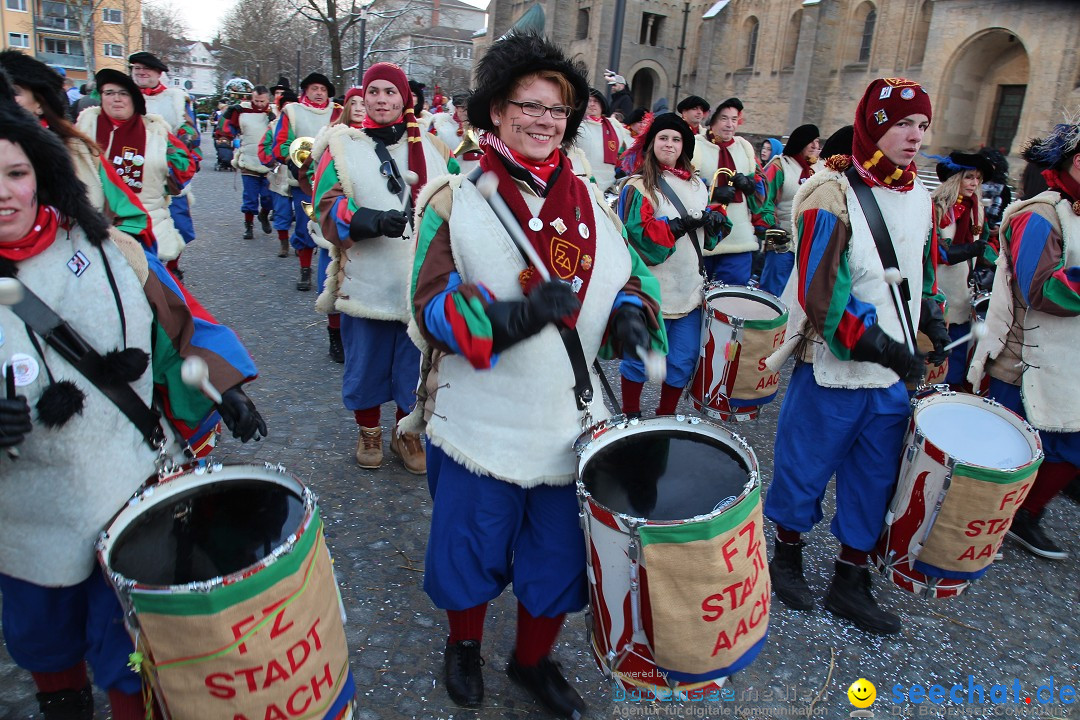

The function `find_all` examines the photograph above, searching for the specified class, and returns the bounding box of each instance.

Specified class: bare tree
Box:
[219,0,325,88]
[141,0,189,67]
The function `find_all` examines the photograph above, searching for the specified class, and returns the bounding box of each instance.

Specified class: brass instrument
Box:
[764,228,792,253]
[301,201,316,220]
[708,167,735,206]
[288,136,315,168]
[454,128,480,157]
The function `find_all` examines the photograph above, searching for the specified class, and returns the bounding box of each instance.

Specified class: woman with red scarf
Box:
[928,151,994,386]
[761,78,948,636]
[407,32,665,717]
[617,113,727,417]
[311,64,451,476]
[968,120,1080,561]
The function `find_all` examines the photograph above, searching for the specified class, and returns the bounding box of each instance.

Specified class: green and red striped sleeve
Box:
[1005,204,1080,316]
[617,184,679,266]
[164,132,196,194]
[598,243,667,359]
[757,158,785,228]
[97,155,153,248]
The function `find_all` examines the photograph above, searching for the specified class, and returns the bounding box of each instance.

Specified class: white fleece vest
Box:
[77,109,185,261]
[575,118,630,193]
[323,125,448,321]
[627,174,705,317]
[0,230,157,586]
[693,136,758,256]
[429,113,460,152]
[237,110,272,174]
[424,177,630,487]
[935,222,974,324]
[809,172,931,388]
[268,163,293,196]
[143,88,187,132]
[283,102,335,141]
[773,155,805,234]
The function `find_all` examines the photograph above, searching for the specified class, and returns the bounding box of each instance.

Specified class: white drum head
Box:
[917,403,1032,468]
[713,295,779,321]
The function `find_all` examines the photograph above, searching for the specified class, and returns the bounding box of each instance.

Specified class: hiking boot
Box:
[824,560,901,635]
[770,539,815,611]
[297,266,312,291]
[1007,508,1068,560]
[391,430,426,475]
[444,640,484,708]
[243,221,254,239]
[36,684,93,720]
[328,327,345,364]
[507,656,586,719]
[278,238,290,258]
[258,208,272,234]
[355,426,383,468]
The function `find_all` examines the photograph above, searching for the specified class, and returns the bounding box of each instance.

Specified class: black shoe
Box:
[328,327,345,364]
[507,655,587,719]
[1007,508,1068,560]
[770,539,815,611]
[297,266,312,291]
[1063,477,1080,505]
[37,684,93,720]
[824,560,901,635]
[444,640,484,708]
[243,221,254,240]
[258,209,272,234]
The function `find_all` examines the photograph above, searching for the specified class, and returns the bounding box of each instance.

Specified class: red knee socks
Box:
[447,602,488,645]
[514,602,565,667]
[108,689,154,720]
[776,526,801,544]
[621,377,643,415]
[354,407,380,427]
[297,247,314,268]
[328,312,341,329]
[839,544,869,567]
[656,382,683,416]
[244,212,254,223]
[1022,461,1076,515]
[277,229,289,241]
[31,662,87,693]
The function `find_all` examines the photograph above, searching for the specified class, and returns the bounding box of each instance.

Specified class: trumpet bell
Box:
[301,201,316,220]
[289,136,315,168]
[454,129,480,157]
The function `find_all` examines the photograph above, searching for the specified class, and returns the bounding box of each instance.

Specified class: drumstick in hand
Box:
[0,279,25,460]
[941,321,989,353]
[883,268,916,355]
[476,172,552,282]
[180,356,223,404]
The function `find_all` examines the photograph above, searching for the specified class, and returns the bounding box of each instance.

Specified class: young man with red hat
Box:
[762,78,948,635]
[311,63,451,475]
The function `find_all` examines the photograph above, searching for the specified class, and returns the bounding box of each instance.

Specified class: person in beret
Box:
[676,94,709,135]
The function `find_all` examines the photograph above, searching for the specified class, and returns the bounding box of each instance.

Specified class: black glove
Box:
[972,266,995,293]
[712,184,737,206]
[732,172,756,195]
[943,240,986,265]
[348,208,409,240]
[851,324,926,385]
[704,209,727,239]
[486,280,581,353]
[218,386,268,443]
[668,216,690,239]
[0,397,32,449]
[610,304,650,357]
[919,298,951,366]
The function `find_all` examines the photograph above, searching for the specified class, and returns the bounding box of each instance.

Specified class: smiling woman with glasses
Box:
[407,31,666,718]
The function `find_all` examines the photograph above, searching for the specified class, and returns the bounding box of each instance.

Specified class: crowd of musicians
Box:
[0,28,1077,719]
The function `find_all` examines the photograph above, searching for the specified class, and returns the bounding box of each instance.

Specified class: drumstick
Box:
[941,321,988,352]
[0,280,26,460]
[883,268,916,354]
[4,365,19,460]
[180,356,223,404]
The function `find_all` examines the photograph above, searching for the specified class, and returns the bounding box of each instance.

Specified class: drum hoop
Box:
[910,389,1044,474]
[97,463,316,594]
[703,283,788,331]
[574,415,759,526]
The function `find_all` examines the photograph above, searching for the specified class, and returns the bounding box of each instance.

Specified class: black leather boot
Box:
[36,684,93,720]
[258,208,272,234]
[328,327,345,364]
[297,266,312,291]
[770,539,815,610]
[443,640,484,708]
[507,656,587,719]
[243,221,254,239]
[824,560,901,635]
[1007,508,1068,560]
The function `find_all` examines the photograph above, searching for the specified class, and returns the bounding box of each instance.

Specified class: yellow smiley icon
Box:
[848,678,876,708]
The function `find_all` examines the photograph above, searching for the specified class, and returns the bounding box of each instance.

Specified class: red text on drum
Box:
[699,518,770,656]
[958,482,1032,562]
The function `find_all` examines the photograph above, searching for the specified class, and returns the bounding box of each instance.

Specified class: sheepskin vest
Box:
[935,221,974,325]
[626,173,705,318]
[576,118,629,193]
[423,176,630,487]
[694,136,758,256]
[77,108,185,261]
[237,110,272,175]
[283,102,335,142]
[772,154,805,234]
[0,228,156,586]
[143,88,187,133]
[429,113,460,153]
[268,163,294,196]
[322,125,448,321]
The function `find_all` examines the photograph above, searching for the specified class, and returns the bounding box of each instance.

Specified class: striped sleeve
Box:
[164,132,196,194]
[757,159,784,228]
[97,155,154,249]
[313,150,357,247]
[263,112,293,165]
[598,243,668,359]
[922,221,946,308]
[617,184,679,266]
[795,207,878,359]
[1006,206,1080,316]
[411,200,500,369]
[258,117,283,166]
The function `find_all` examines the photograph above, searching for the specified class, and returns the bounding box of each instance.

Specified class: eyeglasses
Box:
[507,100,573,120]
[102,90,131,98]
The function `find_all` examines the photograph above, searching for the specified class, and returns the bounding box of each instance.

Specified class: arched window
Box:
[856,4,876,63]
[745,16,759,68]
[783,10,802,69]
[909,0,931,66]
[576,8,590,40]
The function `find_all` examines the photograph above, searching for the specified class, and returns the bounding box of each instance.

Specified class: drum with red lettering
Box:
[576,415,769,696]
[690,284,787,422]
[97,463,356,719]
[873,389,1043,598]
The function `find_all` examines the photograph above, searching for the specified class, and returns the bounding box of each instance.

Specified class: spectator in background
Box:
[604,70,634,121]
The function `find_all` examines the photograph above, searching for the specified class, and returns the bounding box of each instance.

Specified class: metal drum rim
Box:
[703,282,789,319]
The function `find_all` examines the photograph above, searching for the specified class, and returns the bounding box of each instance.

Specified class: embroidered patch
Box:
[551,217,567,234]
[580,254,593,270]
[67,250,90,277]
[551,237,580,280]
[900,88,915,100]
[874,109,889,125]
[879,86,893,100]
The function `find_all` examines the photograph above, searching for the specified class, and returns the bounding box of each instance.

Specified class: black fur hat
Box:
[783,124,820,157]
[0,101,110,248]
[0,50,67,118]
[300,72,335,98]
[467,32,590,143]
[96,68,146,115]
[0,67,14,104]
[820,124,854,160]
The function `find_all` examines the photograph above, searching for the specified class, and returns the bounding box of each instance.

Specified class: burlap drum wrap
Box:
[916,463,1040,574]
[129,513,351,718]
[638,487,769,678]
[728,319,786,403]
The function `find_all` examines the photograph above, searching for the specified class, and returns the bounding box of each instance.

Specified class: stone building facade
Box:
[478,0,1080,158]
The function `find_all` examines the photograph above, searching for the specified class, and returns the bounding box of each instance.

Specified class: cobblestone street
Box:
[0,145,1076,719]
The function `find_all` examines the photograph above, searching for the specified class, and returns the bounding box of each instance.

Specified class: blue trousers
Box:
[340,315,420,412]
[0,569,141,693]
[271,191,294,231]
[704,252,753,286]
[241,174,272,214]
[621,308,701,388]
[317,247,332,295]
[423,444,588,616]
[759,251,795,298]
[945,322,970,386]
[764,363,910,551]
[987,378,1080,466]
[169,193,196,244]
[290,188,315,250]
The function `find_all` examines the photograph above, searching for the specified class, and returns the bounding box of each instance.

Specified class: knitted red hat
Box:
[343,86,364,107]
[362,62,426,202]
[854,77,932,146]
